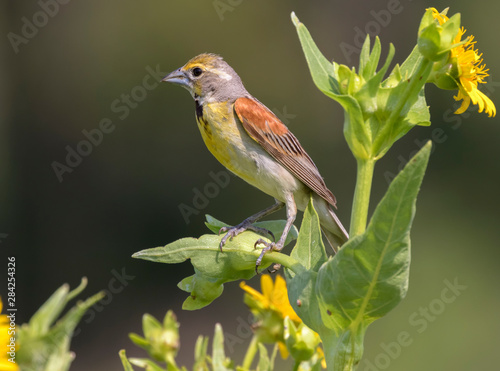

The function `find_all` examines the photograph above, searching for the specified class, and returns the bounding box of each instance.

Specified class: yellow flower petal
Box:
[453,90,470,114]
[239,281,268,306]
[269,276,301,323]
[260,274,274,303]
[278,341,289,359]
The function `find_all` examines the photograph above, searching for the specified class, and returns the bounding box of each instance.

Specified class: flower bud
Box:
[283,317,321,362]
[428,57,460,90]
[129,311,180,365]
[418,8,461,61]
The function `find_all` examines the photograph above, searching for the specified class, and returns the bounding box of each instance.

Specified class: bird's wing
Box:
[234,97,337,208]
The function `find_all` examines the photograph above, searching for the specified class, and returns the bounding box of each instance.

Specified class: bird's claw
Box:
[254,239,283,274]
[218,222,275,251]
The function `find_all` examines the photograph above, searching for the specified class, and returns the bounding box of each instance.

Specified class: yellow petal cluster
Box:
[0,300,18,371]
[430,8,496,117]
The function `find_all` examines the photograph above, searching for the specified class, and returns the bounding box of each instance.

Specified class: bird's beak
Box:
[162,68,191,89]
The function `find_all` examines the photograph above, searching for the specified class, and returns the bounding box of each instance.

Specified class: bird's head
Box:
[162,53,248,103]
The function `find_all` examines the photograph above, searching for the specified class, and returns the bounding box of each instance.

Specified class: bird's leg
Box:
[219,200,285,250]
[255,193,297,271]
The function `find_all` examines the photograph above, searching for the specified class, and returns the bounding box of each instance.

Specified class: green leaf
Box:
[257,343,271,371]
[129,333,149,349]
[285,198,327,333]
[406,88,431,127]
[366,42,394,94]
[193,335,209,371]
[398,45,424,80]
[358,35,371,79]
[291,12,340,95]
[119,350,136,371]
[143,314,163,339]
[289,197,328,272]
[418,8,436,35]
[178,274,225,310]
[134,218,298,310]
[129,358,168,371]
[212,324,232,371]
[441,13,461,49]
[28,277,87,336]
[316,142,431,367]
[359,36,382,82]
[17,280,105,371]
[390,46,431,129]
[418,22,442,61]
[354,41,395,117]
[292,12,372,159]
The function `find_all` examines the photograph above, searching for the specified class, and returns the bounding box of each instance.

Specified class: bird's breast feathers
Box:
[195,100,302,201]
[195,101,243,169]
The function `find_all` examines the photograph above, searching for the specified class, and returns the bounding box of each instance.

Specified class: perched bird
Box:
[162,53,348,266]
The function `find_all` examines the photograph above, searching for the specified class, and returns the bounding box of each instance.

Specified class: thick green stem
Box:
[263,251,305,275]
[242,335,259,370]
[350,158,376,237]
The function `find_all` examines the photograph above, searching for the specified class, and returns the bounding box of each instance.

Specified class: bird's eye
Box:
[192,67,203,77]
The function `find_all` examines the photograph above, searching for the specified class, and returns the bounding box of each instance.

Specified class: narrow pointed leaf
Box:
[291,12,340,95]
[257,343,271,371]
[212,324,232,371]
[119,350,136,371]
[358,35,371,78]
[285,198,327,333]
[289,198,328,272]
[28,278,87,336]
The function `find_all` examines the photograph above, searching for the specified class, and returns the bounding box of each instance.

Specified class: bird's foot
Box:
[268,263,282,274]
[254,239,283,274]
[218,221,275,251]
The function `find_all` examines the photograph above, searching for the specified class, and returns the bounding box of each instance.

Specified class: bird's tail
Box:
[315,196,349,253]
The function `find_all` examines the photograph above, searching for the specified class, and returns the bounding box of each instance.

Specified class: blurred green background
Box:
[1,0,499,370]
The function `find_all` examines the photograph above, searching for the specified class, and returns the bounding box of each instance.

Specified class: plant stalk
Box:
[349,158,376,237]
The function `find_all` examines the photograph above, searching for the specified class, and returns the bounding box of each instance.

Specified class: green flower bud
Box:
[252,310,286,344]
[129,311,180,365]
[428,57,460,90]
[418,8,461,61]
[283,318,321,363]
[338,64,362,95]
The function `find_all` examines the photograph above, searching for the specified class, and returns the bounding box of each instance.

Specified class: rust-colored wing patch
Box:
[234,97,337,207]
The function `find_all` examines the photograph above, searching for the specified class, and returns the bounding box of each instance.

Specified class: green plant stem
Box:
[242,335,258,370]
[350,158,376,237]
[264,252,305,274]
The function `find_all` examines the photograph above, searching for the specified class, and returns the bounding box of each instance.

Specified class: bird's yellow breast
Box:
[195,101,252,180]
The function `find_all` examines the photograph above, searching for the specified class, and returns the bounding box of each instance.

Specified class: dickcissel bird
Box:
[162,53,348,267]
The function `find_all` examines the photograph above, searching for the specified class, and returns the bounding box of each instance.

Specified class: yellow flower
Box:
[240,274,300,358]
[0,299,18,371]
[429,8,496,117]
[240,274,300,323]
[241,275,326,367]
